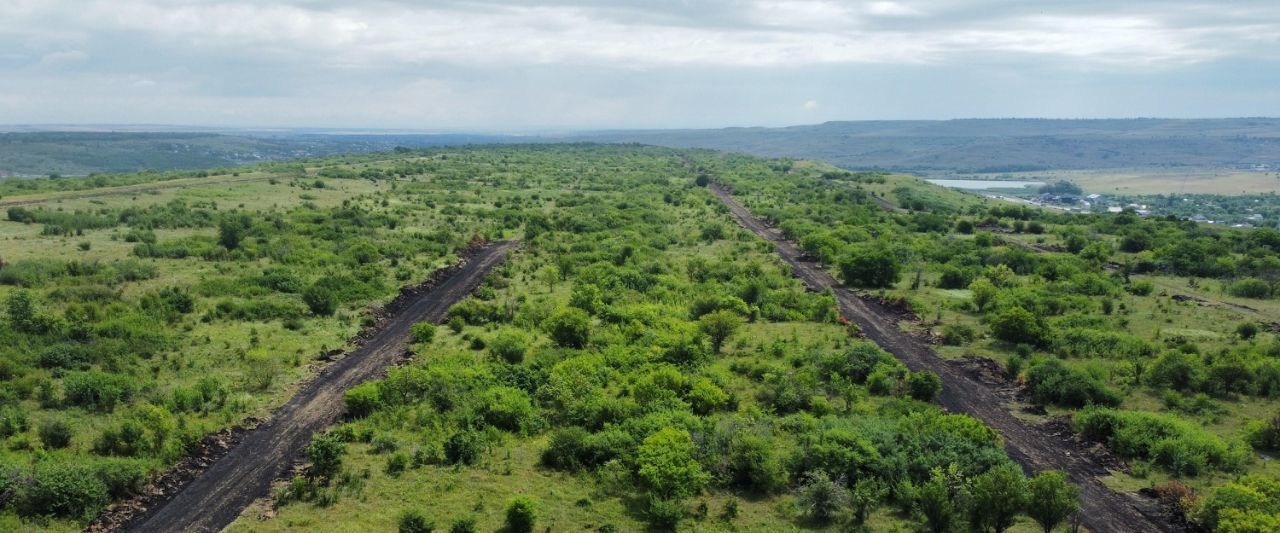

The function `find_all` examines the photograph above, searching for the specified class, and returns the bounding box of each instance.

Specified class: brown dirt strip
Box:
[709,183,1178,533]
[103,240,517,533]
[0,174,274,207]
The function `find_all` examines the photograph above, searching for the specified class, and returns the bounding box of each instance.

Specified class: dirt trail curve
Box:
[709,184,1175,533]
[118,241,516,533]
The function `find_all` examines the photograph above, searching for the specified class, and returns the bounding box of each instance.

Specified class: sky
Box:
[1,0,1278,131]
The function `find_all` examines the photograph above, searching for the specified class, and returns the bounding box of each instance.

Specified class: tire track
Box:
[709,183,1174,533]
[118,241,516,533]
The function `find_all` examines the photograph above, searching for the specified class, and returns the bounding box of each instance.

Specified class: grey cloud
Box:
[0,0,1276,129]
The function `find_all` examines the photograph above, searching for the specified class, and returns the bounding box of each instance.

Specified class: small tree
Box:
[637,427,709,500]
[1026,471,1079,533]
[544,307,590,348]
[505,496,538,533]
[839,244,901,288]
[306,432,345,483]
[969,463,1029,533]
[988,306,1047,346]
[797,470,849,524]
[218,214,252,250]
[969,279,998,313]
[698,310,743,354]
[536,265,561,292]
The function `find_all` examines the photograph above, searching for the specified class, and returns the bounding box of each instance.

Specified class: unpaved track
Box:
[0,174,274,207]
[710,184,1174,533]
[124,241,516,533]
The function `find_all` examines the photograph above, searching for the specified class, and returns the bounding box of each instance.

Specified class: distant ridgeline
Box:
[0,131,502,176]
[562,118,1280,172]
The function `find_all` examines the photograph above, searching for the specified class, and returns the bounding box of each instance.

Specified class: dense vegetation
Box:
[3,143,1277,531]
[706,153,1280,531]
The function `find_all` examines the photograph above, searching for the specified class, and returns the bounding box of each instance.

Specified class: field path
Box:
[709,183,1175,533]
[119,241,516,533]
[0,173,274,207]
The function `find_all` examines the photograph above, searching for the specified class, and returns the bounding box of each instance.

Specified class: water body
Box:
[926,179,1045,190]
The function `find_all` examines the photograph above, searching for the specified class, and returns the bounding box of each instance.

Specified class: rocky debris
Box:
[86,422,257,532]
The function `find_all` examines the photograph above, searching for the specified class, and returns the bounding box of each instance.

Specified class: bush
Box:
[988,306,1049,346]
[18,462,109,519]
[302,281,340,316]
[544,307,591,348]
[646,497,685,531]
[1074,407,1248,476]
[1127,280,1155,296]
[307,432,345,483]
[63,371,134,411]
[796,470,849,524]
[39,418,74,449]
[1237,322,1260,340]
[940,323,976,346]
[1025,358,1120,408]
[398,510,435,533]
[839,244,901,288]
[449,516,477,533]
[505,495,538,533]
[481,386,539,433]
[344,382,382,418]
[908,371,943,402]
[444,430,484,465]
[1227,278,1272,299]
[488,329,529,364]
[725,434,787,495]
[541,427,592,471]
[410,322,437,344]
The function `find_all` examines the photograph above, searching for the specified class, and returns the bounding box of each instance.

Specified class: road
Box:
[709,183,1175,533]
[120,241,516,533]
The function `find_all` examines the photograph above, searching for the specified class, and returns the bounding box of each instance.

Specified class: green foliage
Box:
[504,495,538,533]
[398,510,436,533]
[307,432,346,483]
[908,371,943,402]
[967,463,1028,533]
[1227,278,1273,299]
[636,428,709,500]
[1075,407,1249,476]
[1026,471,1079,533]
[344,382,382,418]
[1025,358,1121,408]
[488,328,529,364]
[411,322,437,344]
[987,306,1049,346]
[39,418,74,449]
[839,243,901,288]
[698,309,743,354]
[797,470,848,524]
[544,307,591,348]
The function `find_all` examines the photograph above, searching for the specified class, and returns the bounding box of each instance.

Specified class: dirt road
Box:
[120,241,516,533]
[709,184,1174,533]
[0,174,274,207]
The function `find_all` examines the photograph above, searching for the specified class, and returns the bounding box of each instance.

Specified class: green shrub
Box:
[18,462,109,519]
[449,516,477,533]
[940,323,976,345]
[307,432,345,483]
[63,371,134,411]
[488,329,529,364]
[646,497,685,531]
[1227,278,1273,299]
[398,510,435,533]
[1074,407,1248,476]
[39,418,74,449]
[988,306,1049,346]
[481,386,539,433]
[344,382,382,418]
[443,430,483,465]
[1127,280,1155,296]
[908,371,943,402]
[544,307,591,348]
[302,280,340,316]
[1025,358,1120,408]
[410,322,437,344]
[504,495,538,533]
[839,244,900,288]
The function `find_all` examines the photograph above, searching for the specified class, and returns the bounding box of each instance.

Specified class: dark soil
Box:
[710,183,1182,533]
[102,240,516,533]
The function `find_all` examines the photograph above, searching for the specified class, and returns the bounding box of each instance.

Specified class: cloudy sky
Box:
[1,0,1278,130]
